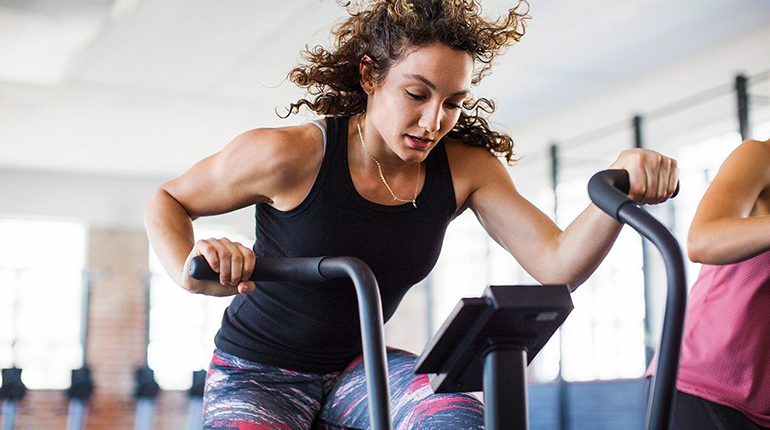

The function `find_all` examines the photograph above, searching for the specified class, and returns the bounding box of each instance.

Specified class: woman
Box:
[144,1,678,428]
[666,138,770,430]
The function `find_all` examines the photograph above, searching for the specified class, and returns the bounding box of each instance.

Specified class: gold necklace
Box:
[357,115,421,208]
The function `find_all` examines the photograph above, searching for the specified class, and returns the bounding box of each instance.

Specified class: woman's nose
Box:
[419,104,442,133]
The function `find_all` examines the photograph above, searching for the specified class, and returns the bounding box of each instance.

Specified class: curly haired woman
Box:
[144,1,679,428]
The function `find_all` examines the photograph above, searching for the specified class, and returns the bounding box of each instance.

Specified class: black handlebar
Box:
[588,169,679,221]
[189,255,393,430]
[588,169,687,430]
[190,255,329,282]
[587,169,633,220]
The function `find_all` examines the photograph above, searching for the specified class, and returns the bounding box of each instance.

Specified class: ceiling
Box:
[1,0,769,177]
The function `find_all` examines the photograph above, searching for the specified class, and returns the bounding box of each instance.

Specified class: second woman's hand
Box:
[182,238,257,296]
[609,148,679,205]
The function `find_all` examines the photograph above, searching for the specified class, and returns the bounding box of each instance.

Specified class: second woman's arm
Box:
[688,139,770,265]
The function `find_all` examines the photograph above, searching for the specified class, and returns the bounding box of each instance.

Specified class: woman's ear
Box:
[359,55,375,94]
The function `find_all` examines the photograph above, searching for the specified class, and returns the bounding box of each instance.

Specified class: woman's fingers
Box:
[610,149,679,205]
[657,157,677,204]
[238,243,256,283]
[645,152,663,204]
[220,239,242,286]
[191,238,256,295]
[668,159,679,197]
[620,151,647,202]
[237,281,256,294]
[195,238,222,273]
[651,155,678,204]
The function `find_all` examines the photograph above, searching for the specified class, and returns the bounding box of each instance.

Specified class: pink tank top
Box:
[671,250,770,426]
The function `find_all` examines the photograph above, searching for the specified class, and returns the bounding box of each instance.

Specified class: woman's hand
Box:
[608,148,679,205]
[181,238,257,296]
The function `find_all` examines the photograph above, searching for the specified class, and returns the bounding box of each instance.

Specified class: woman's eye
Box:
[406,91,425,100]
[406,90,461,109]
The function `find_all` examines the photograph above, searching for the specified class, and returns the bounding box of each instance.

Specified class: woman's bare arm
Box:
[454,145,678,289]
[144,124,324,296]
[688,139,770,265]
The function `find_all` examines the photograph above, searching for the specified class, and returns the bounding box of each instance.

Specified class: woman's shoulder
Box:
[732,138,770,159]
[706,138,770,207]
[217,121,326,193]
[230,121,325,156]
[226,121,325,167]
[442,137,514,209]
[444,138,506,178]
[717,139,770,179]
[444,138,499,162]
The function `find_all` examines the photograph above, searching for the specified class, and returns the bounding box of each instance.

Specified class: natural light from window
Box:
[147,228,251,390]
[0,218,86,389]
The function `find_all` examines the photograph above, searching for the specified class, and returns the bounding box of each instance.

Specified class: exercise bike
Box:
[190,169,686,430]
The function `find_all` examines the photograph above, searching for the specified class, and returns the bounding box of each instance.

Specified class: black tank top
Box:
[215,116,457,373]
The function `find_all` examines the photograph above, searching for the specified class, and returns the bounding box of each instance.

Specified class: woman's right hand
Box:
[181,238,257,296]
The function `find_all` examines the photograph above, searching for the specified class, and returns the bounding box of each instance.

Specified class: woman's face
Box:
[365,42,474,163]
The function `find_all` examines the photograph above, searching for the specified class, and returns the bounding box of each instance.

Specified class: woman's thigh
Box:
[317,348,484,430]
[203,349,333,430]
[671,390,769,430]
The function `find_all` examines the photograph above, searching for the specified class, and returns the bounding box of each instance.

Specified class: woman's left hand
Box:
[608,148,679,205]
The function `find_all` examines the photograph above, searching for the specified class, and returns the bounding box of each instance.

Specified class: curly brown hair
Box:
[283,0,529,164]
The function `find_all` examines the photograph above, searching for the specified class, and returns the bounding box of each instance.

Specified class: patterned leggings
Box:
[203,348,484,430]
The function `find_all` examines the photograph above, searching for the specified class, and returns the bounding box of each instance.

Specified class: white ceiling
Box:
[1,0,769,177]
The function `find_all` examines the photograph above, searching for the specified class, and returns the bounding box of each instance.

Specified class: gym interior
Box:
[1,0,769,429]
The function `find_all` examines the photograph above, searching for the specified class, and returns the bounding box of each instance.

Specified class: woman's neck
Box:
[353,114,414,174]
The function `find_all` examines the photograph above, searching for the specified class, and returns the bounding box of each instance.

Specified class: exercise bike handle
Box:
[588,169,679,221]
[189,255,393,430]
[190,255,328,282]
[588,169,686,430]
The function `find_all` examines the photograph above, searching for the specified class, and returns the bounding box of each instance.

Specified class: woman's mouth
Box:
[406,135,433,150]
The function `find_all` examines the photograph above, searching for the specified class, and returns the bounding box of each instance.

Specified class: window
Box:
[428,211,498,331]
[147,228,251,390]
[0,219,86,389]
[555,179,647,382]
[755,120,770,140]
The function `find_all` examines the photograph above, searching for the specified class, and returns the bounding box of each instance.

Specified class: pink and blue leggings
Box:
[203,348,484,429]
